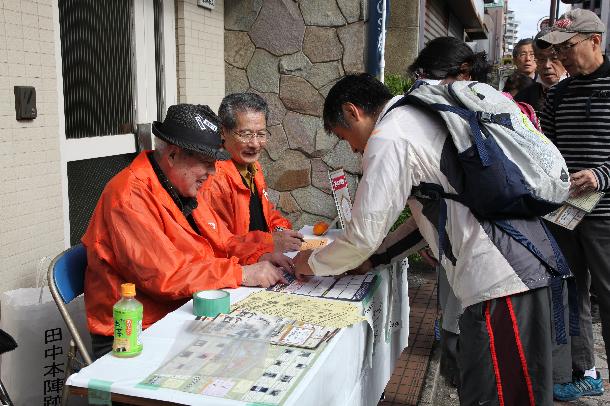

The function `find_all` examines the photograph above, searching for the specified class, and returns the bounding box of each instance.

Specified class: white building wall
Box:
[175,0,225,112]
[0,0,65,294]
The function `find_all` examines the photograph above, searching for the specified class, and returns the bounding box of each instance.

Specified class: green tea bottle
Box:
[112,283,143,357]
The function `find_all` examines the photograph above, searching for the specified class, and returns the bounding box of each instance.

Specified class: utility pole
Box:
[549,0,558,25]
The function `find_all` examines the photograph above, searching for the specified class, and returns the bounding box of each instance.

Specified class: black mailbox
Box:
[14,86,37,120]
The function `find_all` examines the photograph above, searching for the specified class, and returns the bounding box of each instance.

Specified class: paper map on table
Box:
[543,191,604,230]
[232,290,366,329]
[189,309,338,349]
[141,334,318,405]
[268,272,378,302]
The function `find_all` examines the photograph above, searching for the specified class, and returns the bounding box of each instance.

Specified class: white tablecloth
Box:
[67,263,409,406]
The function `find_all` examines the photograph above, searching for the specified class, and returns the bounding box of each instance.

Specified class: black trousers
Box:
[457,287,553,406]
[547,218,610,382]
[91,334,114,360]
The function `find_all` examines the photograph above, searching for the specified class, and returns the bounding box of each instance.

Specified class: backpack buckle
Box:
[476,111,493,122]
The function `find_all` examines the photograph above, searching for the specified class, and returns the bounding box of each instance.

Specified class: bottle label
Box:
[113,307,143,356]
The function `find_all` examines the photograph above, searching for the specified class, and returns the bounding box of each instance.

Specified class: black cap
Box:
[152,104,230,161]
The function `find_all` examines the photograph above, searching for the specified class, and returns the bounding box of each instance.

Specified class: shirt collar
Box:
[236,162,257,193]
[580,56,610,80]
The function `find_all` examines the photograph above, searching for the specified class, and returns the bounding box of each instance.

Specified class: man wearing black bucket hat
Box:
[82,104,291,359]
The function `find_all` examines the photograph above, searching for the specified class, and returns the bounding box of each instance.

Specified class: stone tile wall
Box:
[385,0,420,76]
[225,0,366,228]
[0,0,65,294]
[176,0,226,111]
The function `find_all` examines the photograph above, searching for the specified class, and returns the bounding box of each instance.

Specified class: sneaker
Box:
[553,373,604,401]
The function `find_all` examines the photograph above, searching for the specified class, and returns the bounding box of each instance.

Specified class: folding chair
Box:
[0,329,17,406]
[47,244,93,406]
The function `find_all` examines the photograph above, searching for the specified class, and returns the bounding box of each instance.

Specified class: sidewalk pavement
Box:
[422,307,610,406]
[380,264,610,405]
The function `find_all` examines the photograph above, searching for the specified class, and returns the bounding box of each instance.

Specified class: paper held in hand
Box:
[299,238,328,251]
[543,191,604,230]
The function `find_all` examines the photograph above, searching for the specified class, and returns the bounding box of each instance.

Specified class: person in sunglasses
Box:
[538,8,609,402]
[203,93,304,253]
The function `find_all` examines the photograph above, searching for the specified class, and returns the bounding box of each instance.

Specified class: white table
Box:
[67,262,409,406]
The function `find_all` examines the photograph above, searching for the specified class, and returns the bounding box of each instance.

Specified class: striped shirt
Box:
[540,57,610,218]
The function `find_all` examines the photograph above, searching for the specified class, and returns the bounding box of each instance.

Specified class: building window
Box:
[58,0,135,139]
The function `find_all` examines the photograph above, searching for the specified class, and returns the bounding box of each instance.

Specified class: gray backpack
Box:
[383,81,578,344]
[385,80,570,218]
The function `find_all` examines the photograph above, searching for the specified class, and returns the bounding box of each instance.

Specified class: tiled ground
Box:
[380,269,438,406]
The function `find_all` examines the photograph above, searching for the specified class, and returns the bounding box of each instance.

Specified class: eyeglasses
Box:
[553,36,591,55]
[232,129,269,143]
[534,53,560,64]
[516,52,535,59]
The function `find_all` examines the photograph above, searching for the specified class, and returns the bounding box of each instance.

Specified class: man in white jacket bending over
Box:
[294,37,563,406]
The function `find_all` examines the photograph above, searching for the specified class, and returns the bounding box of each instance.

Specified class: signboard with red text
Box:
[329,168,352,230]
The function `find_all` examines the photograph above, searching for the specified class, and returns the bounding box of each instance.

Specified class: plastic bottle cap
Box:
[121,283,136,297]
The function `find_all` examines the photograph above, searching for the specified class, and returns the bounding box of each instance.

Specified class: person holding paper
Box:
[295,37,563,405]
[538,9,610,401]
[83,104,291,359]
[203,93,303,253]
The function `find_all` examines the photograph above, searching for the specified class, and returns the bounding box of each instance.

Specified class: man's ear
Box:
[166,145,179,167]
[591,33,603,49]
[341,102,361,124]
[458,62,471,81]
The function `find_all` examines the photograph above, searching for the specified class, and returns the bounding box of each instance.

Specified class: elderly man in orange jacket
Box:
[83,104,292,359]
[203,93,303,252]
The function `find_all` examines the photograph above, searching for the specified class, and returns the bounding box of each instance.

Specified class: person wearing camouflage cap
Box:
[538,8,610,402]
[82,104,292,359]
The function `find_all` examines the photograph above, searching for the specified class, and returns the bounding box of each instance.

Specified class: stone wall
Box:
[385,0,420,76]
[0,0,65,293]
[224,0,366,228]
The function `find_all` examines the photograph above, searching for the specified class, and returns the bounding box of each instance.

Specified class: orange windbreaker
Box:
[82,152,273,336]
[203,160,291,239]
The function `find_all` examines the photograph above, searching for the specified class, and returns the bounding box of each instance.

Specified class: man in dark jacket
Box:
[538,9,609,402]
[515,29,567,115]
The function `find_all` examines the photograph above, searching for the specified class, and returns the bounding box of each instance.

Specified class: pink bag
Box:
[502,92,541,131]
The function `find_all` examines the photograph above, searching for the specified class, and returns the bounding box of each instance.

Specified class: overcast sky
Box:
[508,0,571,40]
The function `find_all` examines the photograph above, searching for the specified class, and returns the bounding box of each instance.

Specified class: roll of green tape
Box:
[193,290,230,317]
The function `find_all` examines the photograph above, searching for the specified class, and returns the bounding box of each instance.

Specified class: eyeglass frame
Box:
[515,51,535,59]
[231,129,270,143]
[553,35,593,55]
[534,52,560,64]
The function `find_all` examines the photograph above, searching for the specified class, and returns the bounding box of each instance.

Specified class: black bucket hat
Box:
[152,104,230,161]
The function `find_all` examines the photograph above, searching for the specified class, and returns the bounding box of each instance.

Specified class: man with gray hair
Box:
[538,8,609,401]
[83,103,291,359]
[513,38,538,80]
[515,28,567,115]
[203,93,304,253]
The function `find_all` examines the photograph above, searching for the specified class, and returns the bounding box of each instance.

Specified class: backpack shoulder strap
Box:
[380,80,436,122]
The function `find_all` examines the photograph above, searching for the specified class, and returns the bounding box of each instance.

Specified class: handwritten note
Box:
[299,238,328,251]
[232,290,366,329]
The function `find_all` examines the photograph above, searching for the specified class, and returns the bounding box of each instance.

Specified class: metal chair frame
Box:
[47,244,93,406]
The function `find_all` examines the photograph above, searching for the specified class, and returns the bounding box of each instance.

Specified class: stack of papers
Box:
[189,309,337,350]
[268,272,377,302]
[544,191,604,230]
